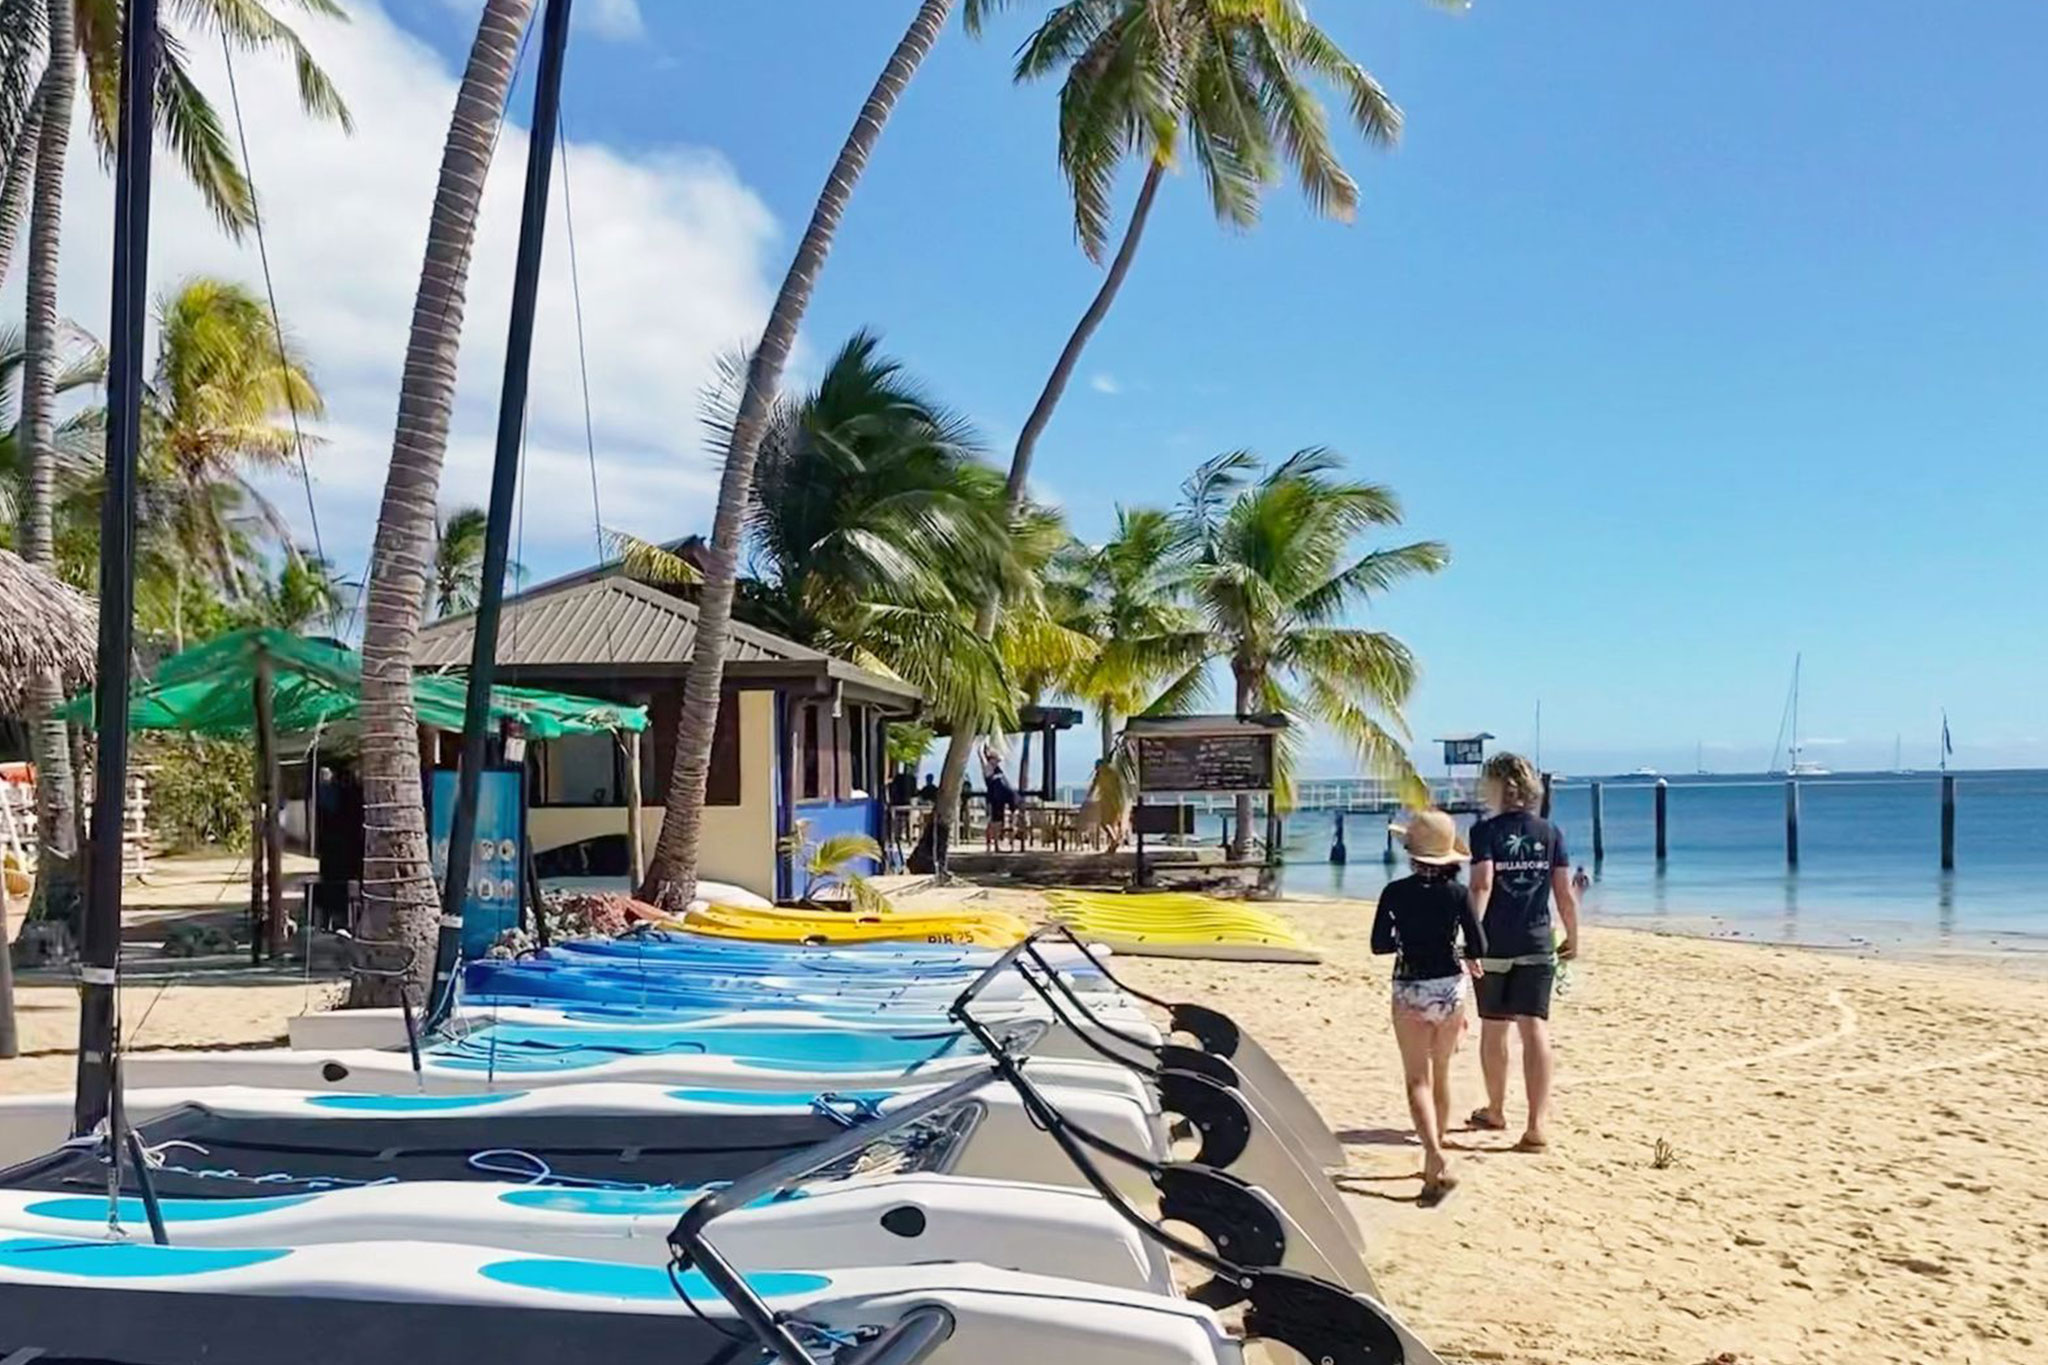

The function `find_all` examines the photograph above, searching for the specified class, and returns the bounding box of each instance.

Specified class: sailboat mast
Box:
[424,0,577,1029]
[72,0,160,1137]
[1789,653,1802,771]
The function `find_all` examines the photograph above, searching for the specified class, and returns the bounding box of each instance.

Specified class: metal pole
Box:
[1539,771,1554,820]
[1940,774,1956,871]
[623,727,645,884]
[1785,779,1800,869]
[1653,778,1668,865]
[1590,781,1605,863]
[255,648,286,958]
[73,0,159,1137]
[427,0,575,1030]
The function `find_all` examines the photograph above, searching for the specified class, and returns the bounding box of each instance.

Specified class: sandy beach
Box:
[6,897,2047,1364]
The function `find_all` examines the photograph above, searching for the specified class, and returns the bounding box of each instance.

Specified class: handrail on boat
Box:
[666,1070,1000,1365]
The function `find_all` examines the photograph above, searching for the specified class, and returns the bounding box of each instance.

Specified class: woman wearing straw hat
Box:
[1372,808,1486,1205]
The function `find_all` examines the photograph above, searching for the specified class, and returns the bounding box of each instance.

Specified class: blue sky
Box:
[396,0,2048,777]
[52,1,2043,778]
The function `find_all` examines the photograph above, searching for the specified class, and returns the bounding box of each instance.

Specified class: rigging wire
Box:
[217,32,329,601]
[556,108,607,569]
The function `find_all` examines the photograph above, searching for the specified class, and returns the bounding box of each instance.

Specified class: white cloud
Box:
[8,0,778,580]
[437,0,646,43]
[1089,372,1121,395]
[582,0,647,42]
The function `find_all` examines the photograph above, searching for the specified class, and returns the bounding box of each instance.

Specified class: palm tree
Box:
[141,276,324,644]
[644,0,959,908]
[1064,505,1195,756]
[934,0,1411,839]
[12,0,348,926]
[247,550,352,633]
[1148,449,1447,857]
[0,320,105,536]
[0,0,47,287]
[429,505,489,618]
[354,0,535,1006]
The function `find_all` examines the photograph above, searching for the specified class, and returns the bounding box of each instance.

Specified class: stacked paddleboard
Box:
[681,900,1030,948]
[1048,890,1323,963]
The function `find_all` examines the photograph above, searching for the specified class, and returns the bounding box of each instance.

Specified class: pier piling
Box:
[1540,772,1554,819]
[1941,775,1956,871]
[1590,781,1605,863]
[1654,779,1668,863]
[1785,780,1801,868]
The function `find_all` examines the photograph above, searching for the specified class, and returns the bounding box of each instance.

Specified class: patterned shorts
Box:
[1391,974,1468,1025]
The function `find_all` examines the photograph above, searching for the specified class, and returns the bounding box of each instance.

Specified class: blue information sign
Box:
[430,769,526,957]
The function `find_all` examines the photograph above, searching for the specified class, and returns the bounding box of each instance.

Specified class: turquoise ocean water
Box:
[1239,770,2048,951]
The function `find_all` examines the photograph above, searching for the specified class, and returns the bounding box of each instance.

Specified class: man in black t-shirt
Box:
[1467,753,1580,1151]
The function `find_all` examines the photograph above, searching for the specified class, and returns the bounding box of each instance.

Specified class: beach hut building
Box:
[414,561,921,901]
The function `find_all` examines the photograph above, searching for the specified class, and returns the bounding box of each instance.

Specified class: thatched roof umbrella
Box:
[0,547,98,714]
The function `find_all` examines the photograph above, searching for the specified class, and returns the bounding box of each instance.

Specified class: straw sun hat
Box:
[1390,809,1468,866]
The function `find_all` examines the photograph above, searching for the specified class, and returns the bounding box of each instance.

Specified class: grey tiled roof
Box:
[414,574,828,670]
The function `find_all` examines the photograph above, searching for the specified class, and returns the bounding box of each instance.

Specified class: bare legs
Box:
[1477,1019,1511,1127]
[1474,1015,1553,1147]
[1518,1015,1553,1147]
[1393,1006,1466,1193]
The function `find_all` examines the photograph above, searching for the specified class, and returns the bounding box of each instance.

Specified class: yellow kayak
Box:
[681,902,1029,949]
[1047,891,1321,964]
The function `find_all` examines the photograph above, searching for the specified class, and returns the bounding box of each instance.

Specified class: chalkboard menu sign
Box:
[1136,733,1275,793]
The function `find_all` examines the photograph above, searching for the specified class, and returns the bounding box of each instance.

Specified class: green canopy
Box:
[61,627,646,739]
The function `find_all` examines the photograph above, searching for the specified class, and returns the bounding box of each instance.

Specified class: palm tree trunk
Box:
[0,873,15,1057]
[19,0,78,933]
[934,159,1169,849]
[639,0,956,905]
[353,0,533,1007]
[1099,704,1114,762]
[1231,666,1255,862]
[0,100,43,293]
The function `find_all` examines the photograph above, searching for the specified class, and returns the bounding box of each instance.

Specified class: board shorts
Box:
[1475,959,1556,1021]
[1391,974,1467,1025]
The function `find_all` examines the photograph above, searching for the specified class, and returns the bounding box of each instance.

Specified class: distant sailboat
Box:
[1777,654,1830,777]
[1892,734,1910,775]
[1695,741,1707,776]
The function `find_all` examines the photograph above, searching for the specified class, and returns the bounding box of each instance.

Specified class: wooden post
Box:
[254,649,286,959]
[1042,722,1056,804]
[1590,781,1606,863]
[247,775,266,965]
[624,727,645,885]
[1940,774,1956,871]
[1382,823,1396,865]
[1784,779,1800,869]
[1653,779,1668,863]
[1540,772,1554,819]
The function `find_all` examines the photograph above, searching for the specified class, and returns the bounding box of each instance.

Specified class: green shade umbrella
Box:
[59,627,645,739]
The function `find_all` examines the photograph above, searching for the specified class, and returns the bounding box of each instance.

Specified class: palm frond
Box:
[609,530,701,587]
[1290,540,1448,624]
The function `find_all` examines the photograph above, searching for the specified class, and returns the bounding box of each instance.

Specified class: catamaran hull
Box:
[288,1002,1164,1059]
[0,1082,1168,1205]
[0,1175,1175,1293]
[0,1249,1260,1365]
[118,1044,1160,1101]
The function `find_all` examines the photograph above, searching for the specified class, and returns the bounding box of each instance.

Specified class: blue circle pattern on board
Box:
[479,1257,830,1302]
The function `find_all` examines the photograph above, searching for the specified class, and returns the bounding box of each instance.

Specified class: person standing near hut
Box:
[1467,752,1580,1151]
